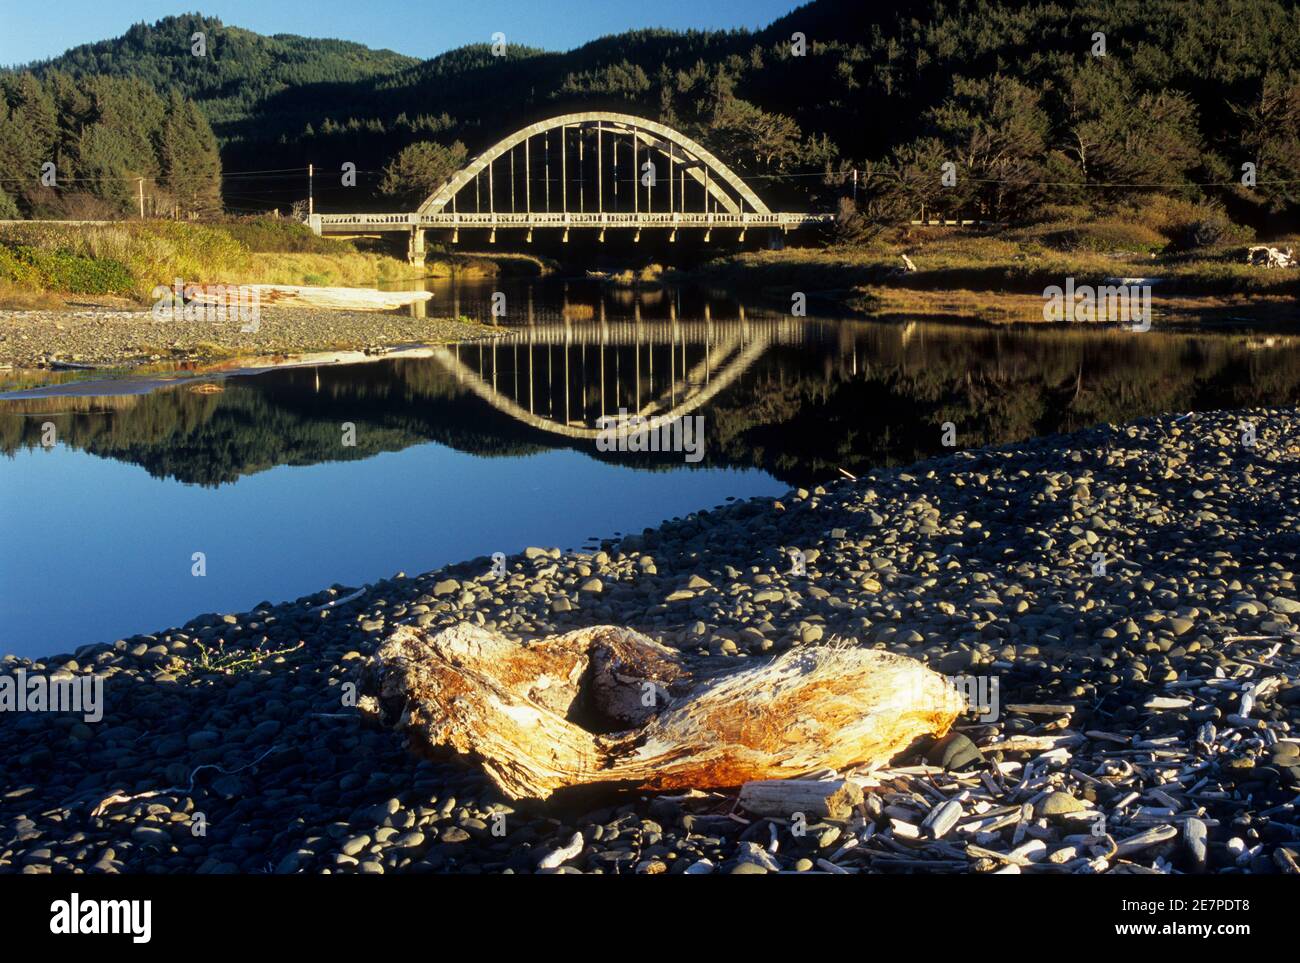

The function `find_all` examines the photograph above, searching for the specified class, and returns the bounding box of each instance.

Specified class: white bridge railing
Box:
[311,211,834,233]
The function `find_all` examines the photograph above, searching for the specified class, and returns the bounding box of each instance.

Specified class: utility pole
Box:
[136,178,144,218]
[852,168,858,204]
[308,163,314,217]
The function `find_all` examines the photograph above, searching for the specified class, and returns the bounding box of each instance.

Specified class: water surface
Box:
[3,278,1299,658]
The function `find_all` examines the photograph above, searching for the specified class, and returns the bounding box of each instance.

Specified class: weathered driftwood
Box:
[1246,245,1296,269]
[361,623,962,800]
[189,283,432,311]
[738,778,863,819]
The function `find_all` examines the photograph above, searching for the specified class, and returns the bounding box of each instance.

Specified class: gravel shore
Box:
[2,408,1298,874]
[0,306,497,369]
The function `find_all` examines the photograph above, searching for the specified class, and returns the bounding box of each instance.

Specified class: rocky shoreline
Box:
[0,305,498,369]
[2,408,1298,874]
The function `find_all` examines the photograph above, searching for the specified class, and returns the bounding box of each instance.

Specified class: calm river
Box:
[3,277,1299,658]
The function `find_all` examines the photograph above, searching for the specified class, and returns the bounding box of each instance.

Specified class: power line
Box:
[0,166,316,185]
[3,161,1295,195]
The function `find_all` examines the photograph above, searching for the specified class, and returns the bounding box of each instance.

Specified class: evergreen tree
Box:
[160,89,223,216]
[380,140,468,207]
[0,74,58,211]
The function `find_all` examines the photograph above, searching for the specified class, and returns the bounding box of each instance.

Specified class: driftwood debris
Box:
[361,623,963,800]
[1246,245,1297,269]
[188,283,433,311]
[738,778,863,819]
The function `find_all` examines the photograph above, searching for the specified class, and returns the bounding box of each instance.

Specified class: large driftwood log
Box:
[361,623,963,800]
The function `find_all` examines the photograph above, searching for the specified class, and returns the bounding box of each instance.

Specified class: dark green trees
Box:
[0,73,222,218]
[160,90,223,217]
[379,141,469,207]
[0,74,58,214]
[8,1,1300,228]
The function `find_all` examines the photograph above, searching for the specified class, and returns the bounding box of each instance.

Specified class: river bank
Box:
[0,303,500,369]
[691,227,1300,326]
[0,219,514,303]
[1,408,1296,874]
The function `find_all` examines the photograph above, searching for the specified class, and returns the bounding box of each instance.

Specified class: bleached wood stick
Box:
[738,779,863,820]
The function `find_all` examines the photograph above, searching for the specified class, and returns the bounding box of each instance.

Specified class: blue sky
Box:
[0,0,803,66]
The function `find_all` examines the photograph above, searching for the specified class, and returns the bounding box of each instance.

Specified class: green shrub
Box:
[0,242,134,294]
[1029,203,1094,226]
[220,218,352,254]
[1127,196,1254,250]
[0,245,40,287]
[1168,211,1252,251]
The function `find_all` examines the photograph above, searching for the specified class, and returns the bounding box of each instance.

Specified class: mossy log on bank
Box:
[360,623,963,800]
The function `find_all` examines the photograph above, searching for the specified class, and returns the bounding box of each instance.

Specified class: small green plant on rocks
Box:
[180,637,305,675]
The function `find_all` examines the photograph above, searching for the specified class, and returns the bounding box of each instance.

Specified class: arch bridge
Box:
[308,112,834,264]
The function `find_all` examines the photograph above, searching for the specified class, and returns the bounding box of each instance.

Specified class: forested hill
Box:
[14,15,418,133]
[9,1,1300,225]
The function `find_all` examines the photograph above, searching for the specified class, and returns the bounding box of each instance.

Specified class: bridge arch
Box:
[418,112,772,217]
[428,322,774,444]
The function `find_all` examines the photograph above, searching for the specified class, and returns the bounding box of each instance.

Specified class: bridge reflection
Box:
[431,311,815,442]
[6,301,1300,491]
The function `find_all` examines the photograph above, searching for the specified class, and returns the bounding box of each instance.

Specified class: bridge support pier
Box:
[407,228,426,268]
[767,229,785,251]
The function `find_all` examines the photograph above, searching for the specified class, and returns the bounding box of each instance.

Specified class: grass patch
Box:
[0,218,418,299]
[1033,219,1166,255]
[0,281,65,310]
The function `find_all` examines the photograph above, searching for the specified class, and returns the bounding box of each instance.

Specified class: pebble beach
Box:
[0,306,496,369]
[2,407,1298,875]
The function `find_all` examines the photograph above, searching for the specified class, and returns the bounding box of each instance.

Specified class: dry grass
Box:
[852,285,1300,326]
[0,282,65,310]
[209,250,418,287]
[0,220,487,298]
[699,223,1300,301]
